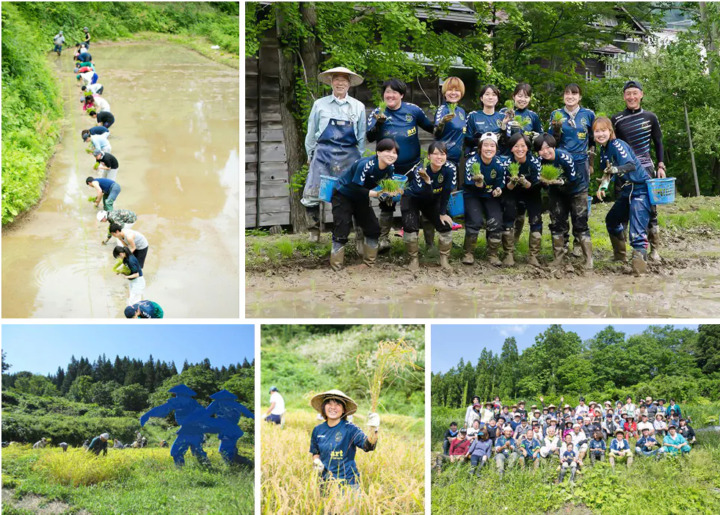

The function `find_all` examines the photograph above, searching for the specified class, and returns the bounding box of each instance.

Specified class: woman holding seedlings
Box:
[462,133,506,266]
[533,133,593,269]
[501,132,543,266]
[309,390,379,491]
[303,67,367,243]
[367,78,435,252]
[329,138,399,270]
[401,142,456,271]
[466,85,508,156]
[593,116,653,276]
[113,246,145,305]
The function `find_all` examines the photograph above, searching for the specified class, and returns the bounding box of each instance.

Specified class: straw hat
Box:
[310,389,358,417]
[318,67,363,87]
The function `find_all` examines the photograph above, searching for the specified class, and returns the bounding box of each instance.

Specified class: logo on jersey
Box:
[405,114,413,122]
[438,174,444,183]
[491,170,497,179]
[458,112,465,121]
[335,431,343,443]
[407,127,417,136]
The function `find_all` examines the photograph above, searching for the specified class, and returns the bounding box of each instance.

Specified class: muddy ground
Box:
[246,199,720,318]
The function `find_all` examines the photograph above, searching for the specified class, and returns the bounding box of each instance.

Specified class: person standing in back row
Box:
[612,80,666,262]
[264,386,285,425]
[83,27,91,48]
[52,31,65,55]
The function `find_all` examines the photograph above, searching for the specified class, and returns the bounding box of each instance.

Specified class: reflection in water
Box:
[2,42,239,318]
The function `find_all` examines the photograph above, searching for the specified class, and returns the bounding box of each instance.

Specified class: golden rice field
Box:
[262,410,424,514]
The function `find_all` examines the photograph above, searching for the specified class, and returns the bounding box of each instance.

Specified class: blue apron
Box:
[303,119,360,205]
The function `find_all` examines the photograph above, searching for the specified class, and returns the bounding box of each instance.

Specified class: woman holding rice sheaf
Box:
[309,390,379,491]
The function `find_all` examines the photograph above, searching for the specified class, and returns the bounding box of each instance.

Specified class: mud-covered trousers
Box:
[606,190,651,251]
[548,187,590,239]
[400,195,452,234]
[503,187,543,232]
[464,194,502,238]
[331,192,379,245]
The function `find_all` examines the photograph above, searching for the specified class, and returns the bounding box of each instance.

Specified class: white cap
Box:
[96,211,108,222]
[100,433,110,439]
[479,132,499,145]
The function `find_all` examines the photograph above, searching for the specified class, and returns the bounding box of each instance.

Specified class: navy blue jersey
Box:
[506,154,542,186]
[519,437,541,454]
[636,436,659,453]
[95,178,116,193]
[405,161,456,215]
[309,419,374,485]
[589,439,606,452]
[466,110,505,154]
[600,139,651,196]
[611,108,664,169]
[513,107,544,134]
[541,148,585,195]
[136,300,162,318]
[126,254,143,277]
[337,156,394,200]
[89,125,109,136]
[463,153,506,197]
[548,107,595,163]
[562,450,576,463]
[495,435,516,456]
[433,103,467,163]
[367,102,434,173]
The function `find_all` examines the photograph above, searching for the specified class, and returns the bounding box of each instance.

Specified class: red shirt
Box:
[449,437,471,456]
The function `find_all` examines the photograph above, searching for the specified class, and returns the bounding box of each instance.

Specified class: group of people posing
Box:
[436,395,695,483]
[62,33,163,318]
[303,66,666,276]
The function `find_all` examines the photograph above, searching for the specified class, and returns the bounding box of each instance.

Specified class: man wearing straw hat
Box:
[309,390,379,490]
[303,67,367,243]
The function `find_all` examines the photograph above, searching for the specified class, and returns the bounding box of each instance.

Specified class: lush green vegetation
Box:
[432,325,720,408]
[261,324,425,417]
[2,2,239,225]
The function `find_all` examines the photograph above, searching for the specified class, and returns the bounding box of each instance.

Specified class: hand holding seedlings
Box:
[471,162,484,187]
[418,167,431,184]
[504,100,515,119]
[375,101,387,122]
[441,113,454,124]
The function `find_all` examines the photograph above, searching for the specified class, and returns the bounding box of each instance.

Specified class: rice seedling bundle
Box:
[378,178,402,194]
[93,162,100,170]
[378,101,387,116]
[508,162,520,179]
[540,165,561,181]
[504,100,515,111]
[471,162,483,182]
[112,258,131,275]
[553,111,565,122]
[447,103,457,115]
[87,195,97,202]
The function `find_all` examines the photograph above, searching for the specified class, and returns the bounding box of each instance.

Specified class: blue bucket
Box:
[647,178,676,205]
[318,175,339,202]
[448,190,464,217]
[588,195,592,216]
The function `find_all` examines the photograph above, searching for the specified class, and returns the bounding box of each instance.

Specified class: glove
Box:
[313,458,324,473]
[367,413,380,428]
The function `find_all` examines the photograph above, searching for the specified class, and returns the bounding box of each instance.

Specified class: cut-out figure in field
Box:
[206,389,254,464]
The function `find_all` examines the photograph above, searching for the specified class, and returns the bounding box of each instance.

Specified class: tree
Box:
[1,350,9,372]
[222,370,254,405]
[14,374,58,397]
[113,384,149,412]
[498,337,519,398]
[91,380,120,408]
[695,325,720,374]
[68,375,95,403]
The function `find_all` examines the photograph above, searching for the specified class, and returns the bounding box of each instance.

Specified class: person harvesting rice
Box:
[594,116,653,276]
[309,390,379,492]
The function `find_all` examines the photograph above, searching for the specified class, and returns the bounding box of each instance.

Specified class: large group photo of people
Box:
[434,394,695,483]
[303,66,670,276]
[53,28,163,318]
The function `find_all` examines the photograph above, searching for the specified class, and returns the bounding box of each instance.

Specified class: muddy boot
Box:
[423,218,436,249]
[631,249,647,276]
[528,231,542,267]
[306,207,321,243]
[308,227,320,243]
[501,230,515,267]
[438,232,453,270]
[363,238,379,267]
[404,232,420,271]
[514,216,525,242]
[648,226,661,263]
[551,235,567,267]
[558,467,566,483]
[571,237,583,258]
[570,467,577,482]
[462,233,478,265]
[579,236,594,270]
[378,212,393,253]
[329,243,345,271]
[487,237,502,267]
[609,231,627,262]
[355,226,364,257]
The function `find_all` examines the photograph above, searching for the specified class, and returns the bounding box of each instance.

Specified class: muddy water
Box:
[246,265,720,318]
[2,42,239,318]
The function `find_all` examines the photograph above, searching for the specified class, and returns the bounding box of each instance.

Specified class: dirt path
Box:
[2,487,89,514]
[246,238,720,318]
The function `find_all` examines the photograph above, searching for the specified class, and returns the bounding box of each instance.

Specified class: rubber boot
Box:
[579,236,594,270]
[551,235,567,267]
[378,212,393,253]
[558,467,566,483]
[648,226,661,262]
[501,230,515,267]
[528,231,542,267]
[462,233,478,265]
[570,467,577,482]
[632,249,647,276]
[609,231,627,262]
[306,207,321,243]
[363,239,379,267]
[355,226,364,257]
[487,237,502,266]
[423,218,436,249]
[404,232,420,271]
[308,227,320,243]
[571,237,583,258]
[438,232,452,270]
[514,216,525,242]
[329,245,345,271]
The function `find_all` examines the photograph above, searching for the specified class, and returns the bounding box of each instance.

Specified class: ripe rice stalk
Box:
[355,339,422,413]
[540,165,561,181]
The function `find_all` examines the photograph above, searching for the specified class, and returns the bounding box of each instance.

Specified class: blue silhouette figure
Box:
[206,389,254,463]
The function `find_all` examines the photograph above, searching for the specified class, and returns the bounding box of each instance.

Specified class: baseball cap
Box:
[623,80,643,92]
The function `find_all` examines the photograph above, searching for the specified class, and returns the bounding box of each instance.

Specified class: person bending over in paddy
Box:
[98,209,137,245]
[310,390,379,493]
[82,83,104,95]
[124,300,164,318]
[83,130,111,154]
[113,246,145,305]
[89,108,115,128]
[110,224,149,268]
[87,433,109,456]
[86,176,121,212]
[84,124,109,137]
[93,149,119,181]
